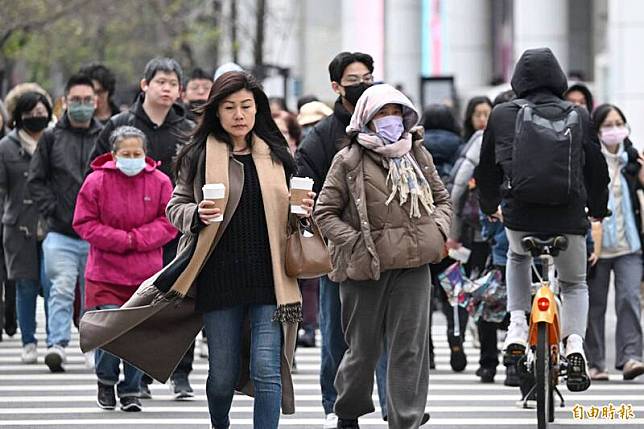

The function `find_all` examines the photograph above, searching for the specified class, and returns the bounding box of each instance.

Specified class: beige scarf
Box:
[169,135,302,322]
[18,129,38,155]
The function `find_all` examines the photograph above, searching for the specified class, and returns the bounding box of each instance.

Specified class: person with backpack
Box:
[475,48,610,393]
[585,104,644,381]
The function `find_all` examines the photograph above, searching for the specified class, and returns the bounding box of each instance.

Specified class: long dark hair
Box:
[463,96,492,141]
[174,71,296,183]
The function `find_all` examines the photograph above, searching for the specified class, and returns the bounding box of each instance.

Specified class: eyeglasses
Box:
[68,96,95,104]
[341,74,374,86]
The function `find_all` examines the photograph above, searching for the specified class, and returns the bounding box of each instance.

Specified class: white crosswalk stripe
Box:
[1,300,643,428]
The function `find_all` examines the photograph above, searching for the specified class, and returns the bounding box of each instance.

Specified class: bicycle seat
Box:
[521,235,568,257]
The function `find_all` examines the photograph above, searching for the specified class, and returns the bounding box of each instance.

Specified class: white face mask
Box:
[116,156,146,176]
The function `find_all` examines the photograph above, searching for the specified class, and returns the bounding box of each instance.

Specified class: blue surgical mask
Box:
[116,157,146,176]
[373,115,404,143]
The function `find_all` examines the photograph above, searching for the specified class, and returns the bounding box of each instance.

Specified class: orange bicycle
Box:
[517,235,568,429]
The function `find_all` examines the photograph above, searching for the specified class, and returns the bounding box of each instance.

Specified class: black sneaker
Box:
[139,381,152,399]
[337,418,359,429]
[504,363,521,387]
[476,367,495,383]
[171,376,194,400]
[96,382,116,410]
[503,343,526,367]
[297,329,316,347]
[120,396,142,412]
[566,353,591,392]
[449,336,467,372]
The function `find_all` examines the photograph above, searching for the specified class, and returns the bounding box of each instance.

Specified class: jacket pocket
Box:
[419,218,446,264]
[345,234,373,281]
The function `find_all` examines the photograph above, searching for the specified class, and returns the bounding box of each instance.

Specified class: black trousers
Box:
[2,280,16,337]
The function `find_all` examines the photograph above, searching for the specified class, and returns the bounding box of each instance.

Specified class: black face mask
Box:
[342,82,372,106]
[22,116,49,133]
[189,100,207,110]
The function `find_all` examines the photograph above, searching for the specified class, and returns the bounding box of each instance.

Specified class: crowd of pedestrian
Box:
[0,45,642,429]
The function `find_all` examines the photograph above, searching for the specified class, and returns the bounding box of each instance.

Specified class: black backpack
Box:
[509,99,583,206]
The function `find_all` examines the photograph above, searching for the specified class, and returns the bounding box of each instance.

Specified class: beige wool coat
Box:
[80,135,301,414]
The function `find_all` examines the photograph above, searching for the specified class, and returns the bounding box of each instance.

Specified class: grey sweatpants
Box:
[586,252,643,370]
[334,265,430,429]
[505,229,589,340]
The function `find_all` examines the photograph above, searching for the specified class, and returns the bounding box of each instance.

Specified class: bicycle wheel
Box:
[535,321,552,429]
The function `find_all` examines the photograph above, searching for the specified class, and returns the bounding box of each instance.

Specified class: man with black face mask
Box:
[297,52,427,429]
[182,68,213,122]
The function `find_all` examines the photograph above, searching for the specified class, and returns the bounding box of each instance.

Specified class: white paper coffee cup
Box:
[290,177,314,215]
[202,183,225,223]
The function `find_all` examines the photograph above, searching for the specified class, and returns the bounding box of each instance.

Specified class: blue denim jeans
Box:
[93,305,143,397]
[203,304,282,429]
[43,232,89,347]
[319,276,388,417]
[16,244,51,346]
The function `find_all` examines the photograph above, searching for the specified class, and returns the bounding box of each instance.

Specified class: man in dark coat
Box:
[475,47,610,393]
[28,74,103,373]
[87,57,195,400]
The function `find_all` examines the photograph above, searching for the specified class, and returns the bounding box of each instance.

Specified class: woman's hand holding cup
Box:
[201,183,225,224]
[198,200,223,225]
[290,177,315,218]
[299,191,316,218]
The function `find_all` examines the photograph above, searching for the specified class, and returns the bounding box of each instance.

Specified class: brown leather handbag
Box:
[285,215,332,279]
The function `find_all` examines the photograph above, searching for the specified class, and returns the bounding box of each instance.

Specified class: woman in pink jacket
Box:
[73,125,177,412]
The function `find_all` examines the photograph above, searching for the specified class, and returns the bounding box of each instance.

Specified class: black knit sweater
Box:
[195,154,276,312]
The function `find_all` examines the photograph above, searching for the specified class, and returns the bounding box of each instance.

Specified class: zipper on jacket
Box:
[565,128,572,197]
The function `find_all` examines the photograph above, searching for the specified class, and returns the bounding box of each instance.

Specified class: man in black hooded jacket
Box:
[475,48,610,393]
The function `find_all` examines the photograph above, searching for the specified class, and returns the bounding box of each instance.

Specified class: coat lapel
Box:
[169,136,230,297]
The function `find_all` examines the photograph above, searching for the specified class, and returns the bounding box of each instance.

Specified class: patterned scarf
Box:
[347,84,434,217]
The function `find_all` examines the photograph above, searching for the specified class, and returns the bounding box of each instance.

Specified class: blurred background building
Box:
[2,0,643,145]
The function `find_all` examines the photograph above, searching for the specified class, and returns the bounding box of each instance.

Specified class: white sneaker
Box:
[199,340,209,359]
[44,345,66,372]
[565,334,585,358]
[84,351,96,369]
[21,343,38,364]
[503,320,529,351]
[323,412,338,429]
[566,334,586,360]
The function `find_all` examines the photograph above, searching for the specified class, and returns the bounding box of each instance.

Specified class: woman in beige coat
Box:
[169,71,314,429]
[315,84,452,429]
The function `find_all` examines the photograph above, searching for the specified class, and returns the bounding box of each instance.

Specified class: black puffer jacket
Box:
[295,97,352,195]
[475,48,610,235]
[88,93,194,182]
[28,115,103,238]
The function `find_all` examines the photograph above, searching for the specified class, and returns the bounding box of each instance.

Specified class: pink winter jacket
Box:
[73,154,177,286]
